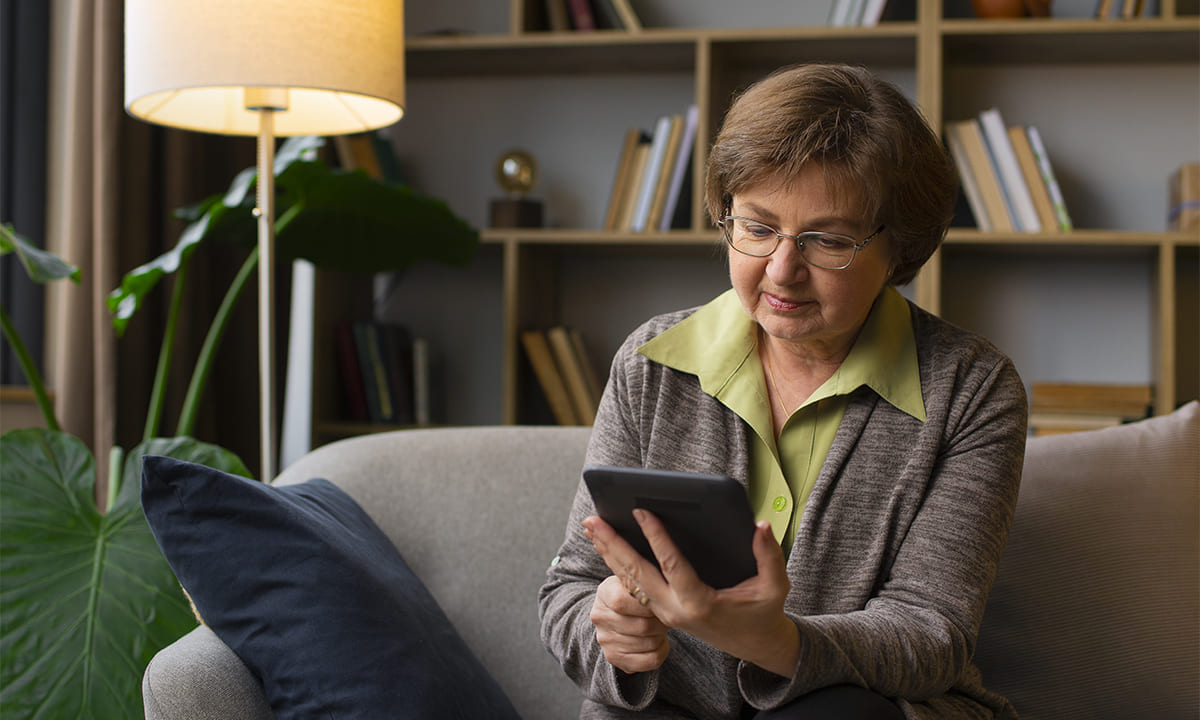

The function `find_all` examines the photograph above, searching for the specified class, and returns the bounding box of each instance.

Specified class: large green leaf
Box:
[0,224,80,285]
[0,429,249,719]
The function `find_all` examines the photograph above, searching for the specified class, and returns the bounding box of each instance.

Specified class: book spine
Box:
[658,105,699,232]
[630,115,674,232]
[645,114,685,232]
[1007,126,1059,233]
[547,326,597,425]
[1026,126,1073,231]
[334,321,369,422]
[353,322,383,423]
[607,0,642,30]
[566,0,596,30]
[945,123,993,231]
[412,337,431,426]
[605,128,642,230]
[520,330,579,425]
[978,108,1042,232]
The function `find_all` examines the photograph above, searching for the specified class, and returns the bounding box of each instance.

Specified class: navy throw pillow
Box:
[141,455,521,720]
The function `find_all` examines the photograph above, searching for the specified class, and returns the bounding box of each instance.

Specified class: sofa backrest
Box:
[975,401,1199,719]
[276,425,593,720]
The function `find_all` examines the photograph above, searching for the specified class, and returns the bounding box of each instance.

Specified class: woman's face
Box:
[728,165,892,360]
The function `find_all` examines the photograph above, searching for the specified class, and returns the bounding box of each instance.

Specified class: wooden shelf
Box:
[308,0,1200,446]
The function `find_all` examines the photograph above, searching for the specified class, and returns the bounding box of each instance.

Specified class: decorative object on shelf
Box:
[490,148,544,228]
[124,0,406,483]
[971,0,1051,17]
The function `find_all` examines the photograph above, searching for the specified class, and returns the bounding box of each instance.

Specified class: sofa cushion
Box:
[141,456,521,720]
[975,401,1199,718]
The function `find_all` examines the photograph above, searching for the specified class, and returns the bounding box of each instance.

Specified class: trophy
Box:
[489,149,544,228]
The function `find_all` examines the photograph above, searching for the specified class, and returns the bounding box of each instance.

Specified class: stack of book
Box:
[1028,382,1152,436]
[335,320,433,427]
[604,104,699,233]
[542,0,641,32]
[521,326,604,426]
[945,108,1073,234]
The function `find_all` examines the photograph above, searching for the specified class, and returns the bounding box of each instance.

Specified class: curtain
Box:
[0,1,50,387]
[46,0,259,503]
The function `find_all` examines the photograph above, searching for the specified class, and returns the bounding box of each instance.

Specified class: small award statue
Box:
[489,149,543,228]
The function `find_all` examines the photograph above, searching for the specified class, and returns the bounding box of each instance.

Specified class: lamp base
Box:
[489,198,543,228]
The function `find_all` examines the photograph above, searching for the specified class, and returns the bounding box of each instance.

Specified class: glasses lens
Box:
[798,233,857,270]
[725,217,778,257]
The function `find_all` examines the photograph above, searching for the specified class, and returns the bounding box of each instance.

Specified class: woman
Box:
[538,63,1026,719]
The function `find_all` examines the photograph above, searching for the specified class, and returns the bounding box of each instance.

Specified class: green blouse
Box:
[638,286,926,553]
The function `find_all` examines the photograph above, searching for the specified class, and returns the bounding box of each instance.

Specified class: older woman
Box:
[539,64,1027,719]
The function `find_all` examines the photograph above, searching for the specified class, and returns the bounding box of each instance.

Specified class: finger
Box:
[596,574,656,619]
[632,508,703,593]
[583,515,662,596]
[751,520,786,579]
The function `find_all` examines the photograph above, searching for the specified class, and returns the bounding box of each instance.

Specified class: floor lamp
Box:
[124,1,405,481]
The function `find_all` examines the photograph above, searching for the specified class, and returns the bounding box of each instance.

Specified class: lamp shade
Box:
[124,0,405,136]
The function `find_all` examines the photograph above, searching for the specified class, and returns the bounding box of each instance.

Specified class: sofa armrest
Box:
[143,625,273,720]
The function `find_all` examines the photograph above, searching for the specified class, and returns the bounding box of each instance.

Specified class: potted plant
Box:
[0,136,478,717]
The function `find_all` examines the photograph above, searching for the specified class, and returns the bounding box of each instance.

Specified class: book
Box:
[978,107,1042,233]
[544,0,571,31]
[946,119,1013,232]
[520,330,579,425]
[658,104,699,231]
[412,337,431,426]
[547,326,599,424]
[354,321,396,423]
[1094,0,1117,18]
[1030,382,1152,420]
[566,0,596,30]
[379,323,415,425]
[616,135,652,231]
[606,0,642,31]
[334,321,369,422]
[604,128,644,230]
[568,327,605,407]
[1168,162,1200,232]
[946,122,994,231]
[859,0,888,25]
[645,114,685,232]
[1026,126,1073,231]
[1028,412,1125,437]
[630,115,674,232]
[591,0,624,30]
[1007,126,1059,234]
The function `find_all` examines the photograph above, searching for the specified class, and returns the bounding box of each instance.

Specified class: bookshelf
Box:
[310,0,1199,443]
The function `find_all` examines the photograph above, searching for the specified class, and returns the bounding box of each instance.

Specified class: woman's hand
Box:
[589,575,671,674]
[583,510,800,677]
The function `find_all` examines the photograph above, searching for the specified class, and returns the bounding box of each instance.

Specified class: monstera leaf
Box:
[0,429,249,718]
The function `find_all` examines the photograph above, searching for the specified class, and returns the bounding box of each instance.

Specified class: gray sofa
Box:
[143,402,1198,719]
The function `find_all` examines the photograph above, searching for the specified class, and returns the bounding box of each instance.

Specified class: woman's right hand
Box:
[590,575,671,674]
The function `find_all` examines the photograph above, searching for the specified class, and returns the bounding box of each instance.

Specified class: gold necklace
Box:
[763,347,794,417]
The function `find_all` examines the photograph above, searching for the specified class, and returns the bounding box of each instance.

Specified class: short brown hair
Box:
[704,63,957,285]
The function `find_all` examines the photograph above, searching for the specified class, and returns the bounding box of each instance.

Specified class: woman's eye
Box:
[744,224,775,238]
[812,234,852,249]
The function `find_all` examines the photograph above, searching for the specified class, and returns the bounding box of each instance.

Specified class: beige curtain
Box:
[46,0,259,504]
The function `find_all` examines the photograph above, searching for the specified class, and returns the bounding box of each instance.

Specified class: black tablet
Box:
[582,464,757,589]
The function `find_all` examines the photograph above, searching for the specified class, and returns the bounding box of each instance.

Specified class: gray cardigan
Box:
[538,299,1027,719]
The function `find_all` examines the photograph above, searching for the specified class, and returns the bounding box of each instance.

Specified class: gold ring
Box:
[629,585,641,598]
[637,592,650,606]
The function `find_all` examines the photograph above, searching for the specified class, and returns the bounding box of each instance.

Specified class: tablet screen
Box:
[582,465,757,589]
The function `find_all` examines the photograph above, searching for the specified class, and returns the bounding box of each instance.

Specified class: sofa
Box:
[142,401,1198,719]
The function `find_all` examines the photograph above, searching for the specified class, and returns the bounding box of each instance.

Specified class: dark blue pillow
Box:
[141,455,521,720]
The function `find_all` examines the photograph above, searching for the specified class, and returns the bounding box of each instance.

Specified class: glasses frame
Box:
[718,213,885,270]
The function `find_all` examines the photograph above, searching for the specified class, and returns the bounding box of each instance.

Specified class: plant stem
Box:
[143,262,189,442]
[105,445,125,514]
[175,248,258,437]
[0,305,60,432]
[175,203,302,437]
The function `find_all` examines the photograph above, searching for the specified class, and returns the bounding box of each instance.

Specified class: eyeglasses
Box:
[718,214,884,270]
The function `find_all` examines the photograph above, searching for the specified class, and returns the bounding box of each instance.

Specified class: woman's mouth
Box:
[763,292,808,312]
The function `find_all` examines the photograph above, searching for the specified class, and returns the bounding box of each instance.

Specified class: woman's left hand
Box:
[582,509,800,677]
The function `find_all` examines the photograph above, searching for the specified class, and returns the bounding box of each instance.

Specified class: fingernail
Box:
[632,508,647,523]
